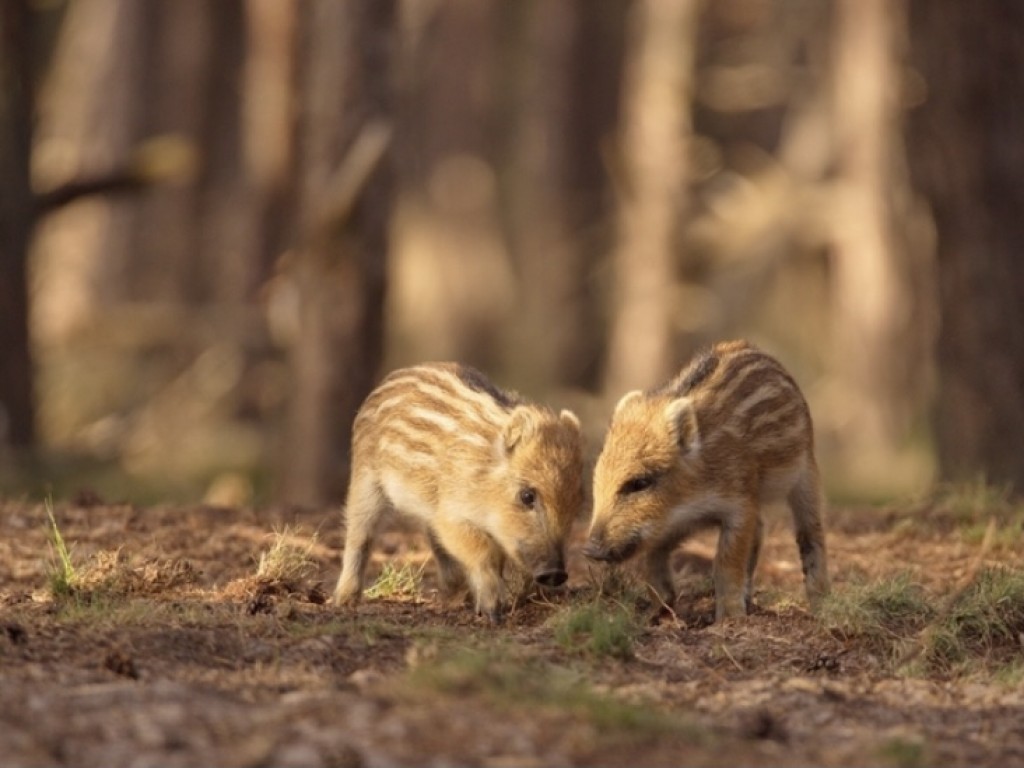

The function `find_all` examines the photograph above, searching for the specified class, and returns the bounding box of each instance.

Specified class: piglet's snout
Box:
[533,551,568,587]
[534,568,567,587]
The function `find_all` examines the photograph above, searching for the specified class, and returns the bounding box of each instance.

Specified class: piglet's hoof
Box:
[478,604,506,625]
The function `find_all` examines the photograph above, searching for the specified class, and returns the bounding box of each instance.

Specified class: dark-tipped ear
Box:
[613,390,643,417]
[502,406,537,454]
[559,409,580,432]
[664,397,700,456]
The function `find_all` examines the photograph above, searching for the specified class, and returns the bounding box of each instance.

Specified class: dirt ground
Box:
[0,496,1022,767]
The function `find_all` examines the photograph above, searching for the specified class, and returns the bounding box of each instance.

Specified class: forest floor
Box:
[0,491,1022,767]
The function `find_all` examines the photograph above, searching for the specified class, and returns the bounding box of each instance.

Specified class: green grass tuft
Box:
[818,573,936,659]
[992,658,1024,688]
[255,526,319,584]
[924,567,1024,672]
[878,736,927,768]
[44,498,79,597]
[554,599,641,660]
[822,567,1024,677]
[919,478,1024,536]
[409,648,701,740]
[364,560,425,600]
[961,519,1023,548]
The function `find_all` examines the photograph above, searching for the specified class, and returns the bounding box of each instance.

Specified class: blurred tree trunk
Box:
[113,0,191,302]
[0,0,35,448]
[36,0,255,318]
[604,0,699,395]
[32,0,149,338]
[829,0,921,470]
[907,1,1024,493]
[279,0,395,506]
[388,0,508,371]
[243,0,297,292]
[497,0,627,393]
[122,0,249,304]
[194,0,258,305]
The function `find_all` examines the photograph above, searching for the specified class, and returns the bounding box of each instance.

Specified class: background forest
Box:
[1,0,1023,508]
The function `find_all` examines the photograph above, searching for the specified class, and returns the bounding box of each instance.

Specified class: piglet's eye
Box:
[619,474,656,495]
[518,487,537,508]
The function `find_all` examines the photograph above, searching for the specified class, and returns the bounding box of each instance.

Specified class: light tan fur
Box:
[585,340,830,621]
[332,363,584,622]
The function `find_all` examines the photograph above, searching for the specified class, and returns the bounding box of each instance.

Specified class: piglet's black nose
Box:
[535,569,568,588]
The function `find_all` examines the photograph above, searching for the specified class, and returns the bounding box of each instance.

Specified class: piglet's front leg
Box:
[433,519,507,623]
[713,506,761,621]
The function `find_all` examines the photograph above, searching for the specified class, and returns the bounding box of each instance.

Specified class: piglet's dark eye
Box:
[518,487,537,508]
[620,474,656,495]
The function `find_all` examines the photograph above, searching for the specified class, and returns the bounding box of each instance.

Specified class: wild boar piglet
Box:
[585,340,830,621]
[333,363,584,622]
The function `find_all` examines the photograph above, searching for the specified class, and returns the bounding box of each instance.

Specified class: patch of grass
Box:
[818,573,936,659]
[44,543,203,608]
[51,595,212,626]
[44,499,79,597]
[930,477,1014,523]
[408,648,703,741]
[553,599,641,660]
[918,478,1024,536]
[961,519,1022,548]
[992,658,1024,688]
[878,736,926,768]
[255,526,319,584]
[280,617,359,642]
[52,593,155,623]
[48,591,119,620]
[351,620,461,653]
[221,528,323,607]
[364,560,424,600]
[827,567,1024,677]
[924,567,1024,672]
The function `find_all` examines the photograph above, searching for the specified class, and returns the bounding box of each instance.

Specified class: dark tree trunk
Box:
[279,0,396,506]
[0,0,36,448]
[243,0,298,296]
[390,0,505,371]
[122,0,252,305]
[907,1,1024,493]
[496,0,627,393]
[195,0,257,305]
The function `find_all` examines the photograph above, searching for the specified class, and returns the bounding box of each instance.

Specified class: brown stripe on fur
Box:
[453,363,522,410]
[742,389,805,424]
[660,346,720,397]
[748,404,809,443]
[359,368,505,432]
[704,367,781,425]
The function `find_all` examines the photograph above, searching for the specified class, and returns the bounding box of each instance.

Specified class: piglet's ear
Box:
[664,397,701,456]
[613,390,644,417]
[559,409,581,431]
[502,406,537,454]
